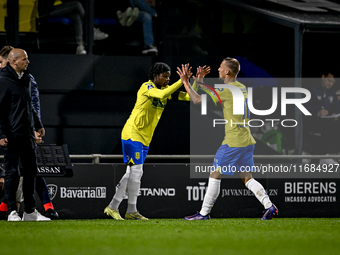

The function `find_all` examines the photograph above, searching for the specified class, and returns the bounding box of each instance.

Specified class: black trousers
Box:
[3,145,38,214]
[49,1,85,44]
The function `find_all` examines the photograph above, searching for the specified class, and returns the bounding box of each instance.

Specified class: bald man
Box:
[0,49,50,221]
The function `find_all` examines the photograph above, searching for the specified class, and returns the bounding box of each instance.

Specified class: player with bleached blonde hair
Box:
[177,58,278,220]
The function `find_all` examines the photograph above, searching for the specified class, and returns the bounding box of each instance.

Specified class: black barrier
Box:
[41,164,114,219]
[36,144,73,177]
[0,144,72,177]
[41,164,340,219]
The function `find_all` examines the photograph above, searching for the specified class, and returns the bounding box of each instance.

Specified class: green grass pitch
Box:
[1,218,339,255]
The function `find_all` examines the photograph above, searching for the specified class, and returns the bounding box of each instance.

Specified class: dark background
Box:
[1,0,340,157]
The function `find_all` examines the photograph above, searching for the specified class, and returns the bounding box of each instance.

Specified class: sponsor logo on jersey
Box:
[151,98,166,108]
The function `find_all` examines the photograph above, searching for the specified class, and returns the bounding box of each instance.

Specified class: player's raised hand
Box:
[196,65,210,78]
[177,64,192,85]
[184,63,193,78]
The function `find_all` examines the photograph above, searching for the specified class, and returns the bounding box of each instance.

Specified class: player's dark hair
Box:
[148,62,171,80]
[223,57,240,76]
[0,45,14,58]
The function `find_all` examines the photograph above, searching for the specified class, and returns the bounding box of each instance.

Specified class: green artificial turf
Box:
[1,218,339,255]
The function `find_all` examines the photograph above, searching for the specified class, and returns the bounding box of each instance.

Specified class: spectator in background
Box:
[304,69,340,160]
[38,0,108,54]
[135,0,158,55]
[308,71,339,117]
[336,89,340,102]
[116,0,158,55]
[335,88,340,154]
[116,7,140,27]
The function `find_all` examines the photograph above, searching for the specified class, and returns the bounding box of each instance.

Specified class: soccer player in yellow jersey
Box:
[104,62,189,220]
[177,58,278,220]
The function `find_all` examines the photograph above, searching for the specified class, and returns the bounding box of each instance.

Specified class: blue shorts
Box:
[213,144,255,175]
[122,139,149,165]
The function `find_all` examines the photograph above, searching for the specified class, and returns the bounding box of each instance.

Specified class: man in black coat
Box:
[0,166,5,220]
[0,166,4,199]
[0,49,50,221]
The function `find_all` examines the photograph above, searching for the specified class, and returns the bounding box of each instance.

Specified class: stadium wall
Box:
[27,54,191,156]
[39,164,340,219]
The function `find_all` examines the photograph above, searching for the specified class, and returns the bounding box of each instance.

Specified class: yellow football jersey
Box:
[121,79,183,146]
[215,81,256,147]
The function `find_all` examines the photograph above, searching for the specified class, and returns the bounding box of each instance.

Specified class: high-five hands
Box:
[177,63,193,85]
[196,65,211,79]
